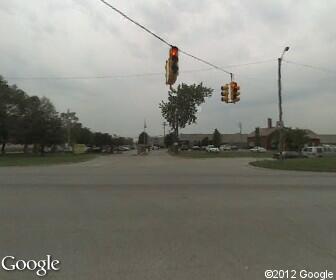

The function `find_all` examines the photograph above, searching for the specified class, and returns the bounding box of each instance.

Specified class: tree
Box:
[138,132,149,145]
[76,127,94,145]
[159,83,213,138]
[0,77,22,153]
[212,129,221,147]
[32,97,64,155]
[284,128,309,151]
[60,110,79,145]
[271,128,310,151]
[93,132,112,148]
[164,132,177,147]
[0,76,129,155]
[15,95,41,153]
[201,137,209,147]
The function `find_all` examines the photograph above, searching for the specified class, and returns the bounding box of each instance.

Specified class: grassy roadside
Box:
[250,157,336,172]
[173,151,273,159]
[0,153,97,167]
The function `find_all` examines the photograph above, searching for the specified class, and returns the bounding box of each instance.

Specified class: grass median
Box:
[174,150,273,159]
[0,153,97,167]
[250,157,336,172]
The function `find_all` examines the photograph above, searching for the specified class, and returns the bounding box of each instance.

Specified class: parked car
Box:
[192,145,200,151]
[206,145,220,153]
[220,145,232,151]
[301,146,324,158]
[273,151,302,159]
[322,145,336,156]
[250,146,267,153]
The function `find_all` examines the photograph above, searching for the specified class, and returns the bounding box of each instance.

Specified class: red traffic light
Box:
[170,46,178,58]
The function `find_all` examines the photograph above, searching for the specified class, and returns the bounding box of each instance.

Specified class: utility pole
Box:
[60,109,78,148]
[162,122,167,148]
[66,109,71,146]
[163,122,167,138]
[238,122,242,134]
[144,119,147,146]
[278,46,290,159]
[238,122,242,148]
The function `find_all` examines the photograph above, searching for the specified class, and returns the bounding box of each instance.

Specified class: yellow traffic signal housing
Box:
[221,84,230,103]
[230,81,241,103]
[165,46,179,85]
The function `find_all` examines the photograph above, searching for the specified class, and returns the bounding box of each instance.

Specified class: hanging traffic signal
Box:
[170,46,179,74]
[230,81,241,103]
[221,84,230,103]
[165,46,179,85]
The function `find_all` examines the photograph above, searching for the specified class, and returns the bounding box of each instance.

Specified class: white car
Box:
[220,145,232,151]
[301,146,323,158]
[206,145,220,153]
[250,146,267,153]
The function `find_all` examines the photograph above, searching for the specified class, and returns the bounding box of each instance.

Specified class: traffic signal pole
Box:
[278,57,284,158]
[277,47,289,159]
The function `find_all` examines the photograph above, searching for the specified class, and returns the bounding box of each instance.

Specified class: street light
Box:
[278,46,290,158]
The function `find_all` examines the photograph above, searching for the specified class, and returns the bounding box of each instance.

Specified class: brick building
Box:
[247,118,321,150]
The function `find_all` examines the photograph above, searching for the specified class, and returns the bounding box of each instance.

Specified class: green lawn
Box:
[0,153,97,167]
[175,151,273,159]
[250,157,336,172]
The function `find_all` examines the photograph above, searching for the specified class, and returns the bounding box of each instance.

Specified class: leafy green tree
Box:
[284,128,309,151]
[77,127,94,145]
[123,137,134,146]
[138,132,149,145]
[15,95,41,153]
[0,77,21,153]
[159,83,213,138]
[212,129,221,147]
[32,97,64,155]
[164,132,177,147]
[93,132,112,148]
[60,110,79,145]
[201,137,209,147]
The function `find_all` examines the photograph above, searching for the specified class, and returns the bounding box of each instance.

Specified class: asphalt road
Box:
[0,150,336,280]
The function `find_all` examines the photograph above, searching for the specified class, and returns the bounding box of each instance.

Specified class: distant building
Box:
[247,118,320,150]
[151,136,165,147]
[179,133,248,147]
[319,135,336,145]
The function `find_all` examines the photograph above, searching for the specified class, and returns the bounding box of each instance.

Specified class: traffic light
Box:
[165,46,179,85]
[221,84,230,103]
[230,81,241,103]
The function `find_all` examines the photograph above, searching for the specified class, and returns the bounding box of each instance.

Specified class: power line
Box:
[4,68,211,80]
[283,60,336,75]
[98,0,171,47]
[178,50,231,75]
[3,59,275,80]
[98,0,233,76]
[224,59,276,68]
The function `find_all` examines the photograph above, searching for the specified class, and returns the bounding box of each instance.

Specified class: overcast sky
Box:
[1,0,335,137]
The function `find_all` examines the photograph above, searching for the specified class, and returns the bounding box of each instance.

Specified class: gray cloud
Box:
[1,0,336,137]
